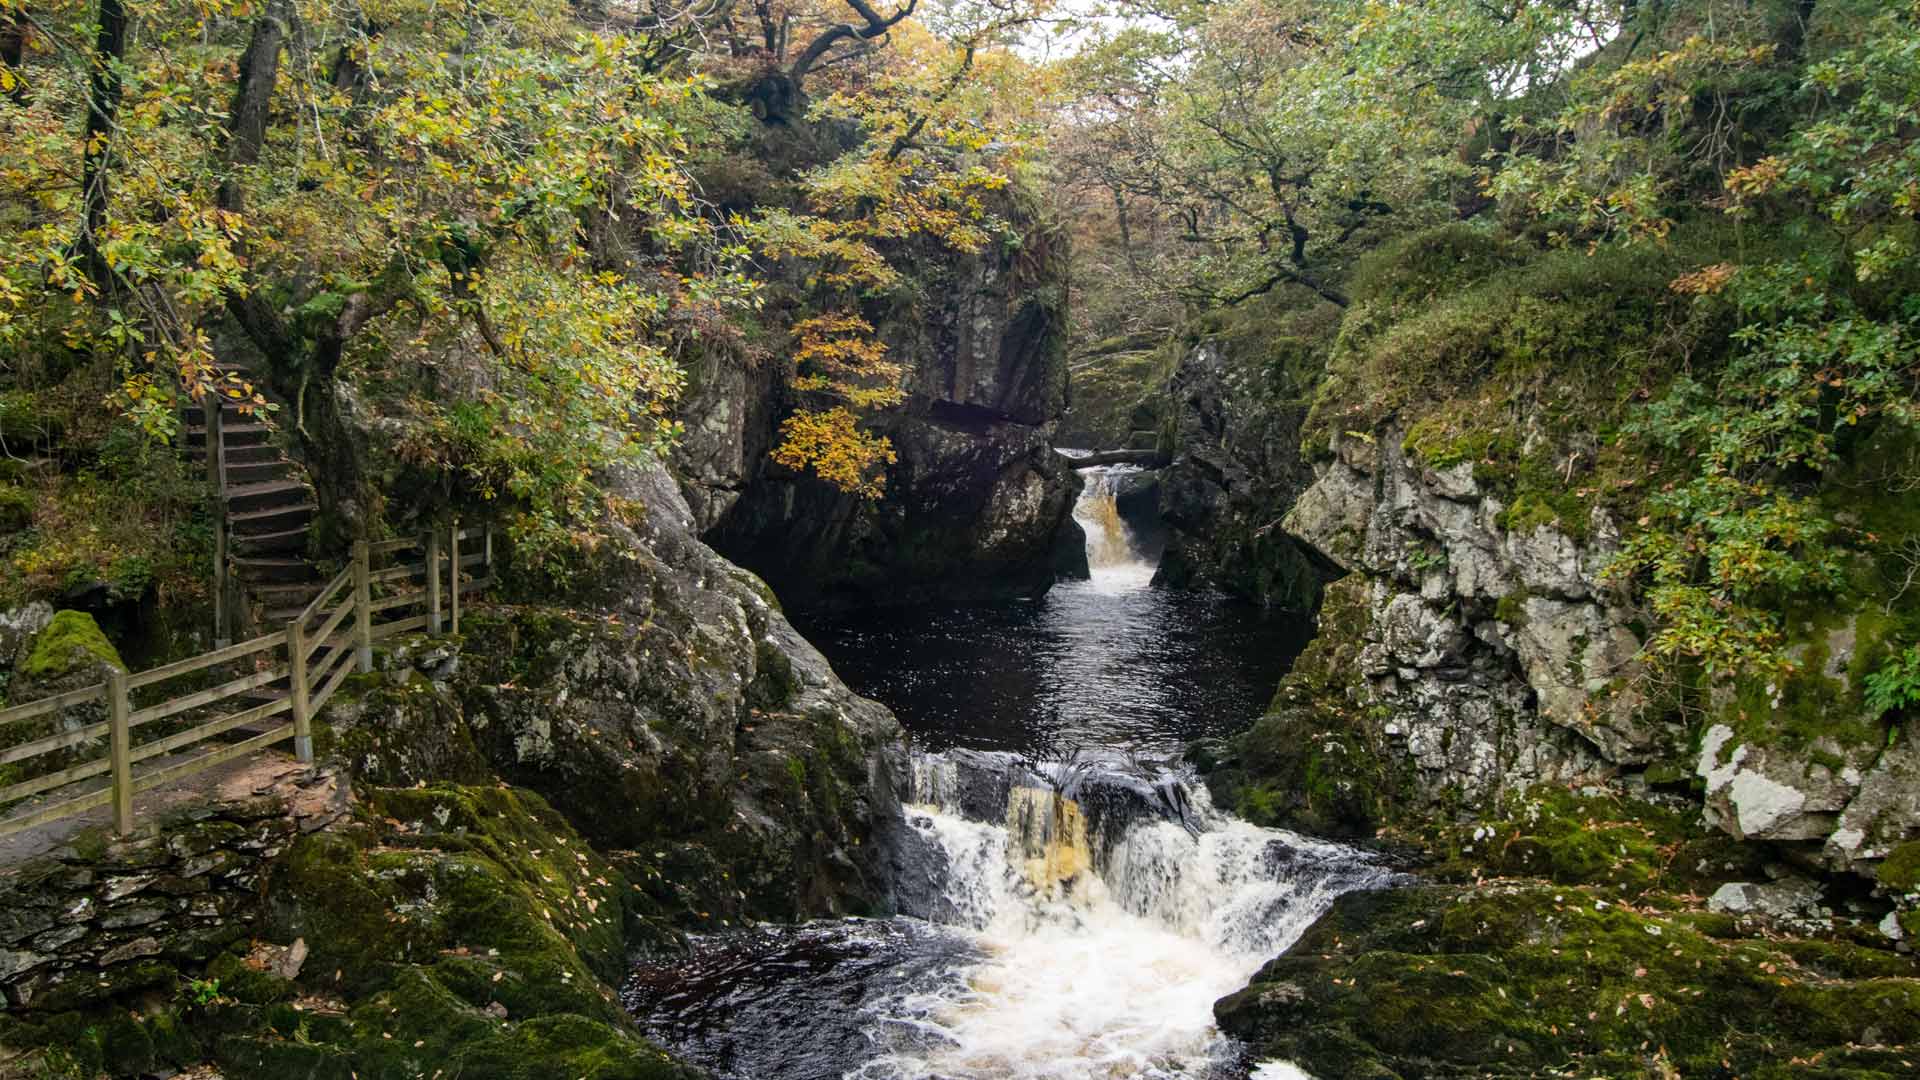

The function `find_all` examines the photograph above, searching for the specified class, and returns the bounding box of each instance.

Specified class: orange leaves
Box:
[770,406,896,499]
[1724,156,1786,202]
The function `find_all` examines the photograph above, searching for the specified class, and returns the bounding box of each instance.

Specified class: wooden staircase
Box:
[183,365,328,638]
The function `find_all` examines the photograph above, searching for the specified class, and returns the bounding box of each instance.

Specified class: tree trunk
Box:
[77,0,127,289]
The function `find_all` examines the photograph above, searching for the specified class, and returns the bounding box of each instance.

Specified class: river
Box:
[622,465,1392,1079]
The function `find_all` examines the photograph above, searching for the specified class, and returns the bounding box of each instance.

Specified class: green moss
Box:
[17,610,123,682]
[452,1015,701,1080]
[1220,882,1920,1079]
[205,951,295,1006]
[1878,841,1920,892]
[1349,223,1528,308]
[2,1005,203,1078]
[1496,491,1590,541]
[227,783,699,1078]
[1717,607,1888,751]
[1495,589,1532,628]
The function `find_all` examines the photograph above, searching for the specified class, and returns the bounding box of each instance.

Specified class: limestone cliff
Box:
[1201,229,1920,900]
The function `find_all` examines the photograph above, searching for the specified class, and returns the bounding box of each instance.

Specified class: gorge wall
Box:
[673,189,1082,610]
[1150,309,1340,611]
[1168,229,1920,902]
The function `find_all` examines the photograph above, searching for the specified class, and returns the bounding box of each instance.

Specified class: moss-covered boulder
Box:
[1220,882,1920,1079]
[15,609,122,686]
[204,783,703,1080]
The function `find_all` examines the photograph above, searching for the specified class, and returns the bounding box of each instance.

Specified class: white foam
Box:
[865,785,1374,1079]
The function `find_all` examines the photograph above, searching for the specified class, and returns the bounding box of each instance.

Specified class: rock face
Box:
[1152,339,1336,610]
[674,209,1080,610]
[1281,430,1643,808]
[1277,425,1919,881]
[330,461,912,920]
[0,465,910,1077]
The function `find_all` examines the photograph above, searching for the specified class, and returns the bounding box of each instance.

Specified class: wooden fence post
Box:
[352,540,373,673]
[448,520,460,636]
[108,670,133,835]
[426,528,443,635]
[206,396,229,648]
[289,619,312,764]
[211,495,228,649]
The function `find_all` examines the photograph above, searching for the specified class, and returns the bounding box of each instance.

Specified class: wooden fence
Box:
[0,525,493,839]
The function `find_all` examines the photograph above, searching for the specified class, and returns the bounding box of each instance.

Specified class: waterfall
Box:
[1073,465,1155,591]
[856,751,1396,1080]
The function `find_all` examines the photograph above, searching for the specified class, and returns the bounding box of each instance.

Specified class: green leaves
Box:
[1863,644,1920,721]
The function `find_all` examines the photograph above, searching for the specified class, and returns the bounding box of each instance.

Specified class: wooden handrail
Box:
[295,565,355,630]
[0,682,107,729]
[126,628,289,690]
[0,524,495,839]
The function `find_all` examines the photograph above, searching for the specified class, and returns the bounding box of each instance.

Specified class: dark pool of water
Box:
[624,919,977,1080]
[792,577,1313,760]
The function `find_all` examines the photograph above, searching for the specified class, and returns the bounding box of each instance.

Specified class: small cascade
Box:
[628,750,1391,1079]
[858,751,1396,1079]
[1073,465,1156,590]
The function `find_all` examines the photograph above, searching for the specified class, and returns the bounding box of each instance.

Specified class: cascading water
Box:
[626,754,1394,1080]
[1072,463,1156,591]
[624,455,1390,1079]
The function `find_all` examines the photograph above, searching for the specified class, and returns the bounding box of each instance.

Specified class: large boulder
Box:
[325,461,911,921]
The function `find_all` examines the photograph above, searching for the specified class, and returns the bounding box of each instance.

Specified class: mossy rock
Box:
[205,949,295,1006]
[0,1005,203,1079]
[449,1015,703,1080]
[1349,223,1527,308]
[16,609,123,683]
[1878,841,1920,893]
[1224,707,1394,838]
[1220,882,1920,1079]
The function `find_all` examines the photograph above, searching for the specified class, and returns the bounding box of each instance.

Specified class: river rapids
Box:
[622,464,1394,1079]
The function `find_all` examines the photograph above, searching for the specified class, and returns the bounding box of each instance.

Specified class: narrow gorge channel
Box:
[622,465,1395,1079]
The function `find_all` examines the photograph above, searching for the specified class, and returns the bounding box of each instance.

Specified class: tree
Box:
[1055,0,1620,311]
[746,0,1055,496]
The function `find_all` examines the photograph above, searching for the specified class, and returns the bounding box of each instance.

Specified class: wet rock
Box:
[1153,338,1336,609]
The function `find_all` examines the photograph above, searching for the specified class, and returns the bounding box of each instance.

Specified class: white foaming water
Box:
[1073,465,1156,594]
[851,758,1380,1079]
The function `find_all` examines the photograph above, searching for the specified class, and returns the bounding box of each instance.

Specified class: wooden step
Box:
[187,423,272,447]
[225,480,310,513]
[229,502,315,534]
[183,402,256,425]
[223,460,293,486]
[231,526,310,555]
[248,580,323,602]
[223,445,283,464]
[232,557,321,583]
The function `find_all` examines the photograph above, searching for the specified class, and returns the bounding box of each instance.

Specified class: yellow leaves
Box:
[1724,156,1786,202]
[770,407,896,499]
[1669,263,1737,296]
